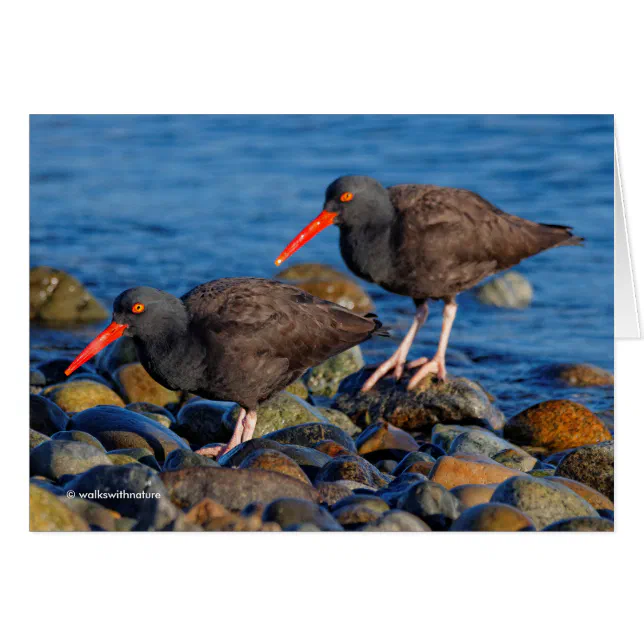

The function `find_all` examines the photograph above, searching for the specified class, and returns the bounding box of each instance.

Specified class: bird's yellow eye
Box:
[340,192,354,202]
[131,302,145,314]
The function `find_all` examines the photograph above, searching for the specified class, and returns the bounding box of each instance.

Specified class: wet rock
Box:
[160,467,319,511]
[449,428,523,459]
[223,392,329,438]
[50,430,105,451]
[545,363,614,387]
[67,405,190,463]
[316,408,361,436]
[356,420,419,455]
[239,449,311,484]
[45,380,125,414]
[334,372,504,433]
[542,516,614,532]
[95,336,139,375]
[262,498,342,531]
[490,475,599,530]
[430,424,490,453]
[176,400,235,446]
[492,448,538,472]
[475,271,533,308]
[276,262,374,314]
[304,346,365,398]
[62,497,120,531]
[544,476,614,511]
[65,463,178,530]
[391,452,436,477]
[285,378,309,399]
[395,480,462,530]
[30,440,112,481]
[312,440,354,458]
[30,394,69,436]
[113,362,181,407]
[451,503,536,531]
[264,422,356,452]
[358,510,431,532]
[316,482,355,506]
[315,455,391,489]
[30,429,50,449]
[30,266,108,324]
[555,441,614,500]
[377,473,429,506]
[504,400,611,453]
[430,454,521,489]
[217,438,286,468]
[30,484,90,531]
[451,484,497,509]
[161,449,218,471]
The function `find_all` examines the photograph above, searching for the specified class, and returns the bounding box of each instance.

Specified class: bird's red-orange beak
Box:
[274,210,338,266]
[64,321,128,376]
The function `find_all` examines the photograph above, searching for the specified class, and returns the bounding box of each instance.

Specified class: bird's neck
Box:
[339,205,396,285]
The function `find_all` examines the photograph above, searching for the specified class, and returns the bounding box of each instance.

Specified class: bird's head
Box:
[64,286,186,376]
[274,175,391,266]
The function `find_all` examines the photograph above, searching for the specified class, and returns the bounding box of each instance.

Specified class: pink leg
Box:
[240,409,258,443]
[195,407,247,458]
[407,298,458,389]
[361,301,429,392]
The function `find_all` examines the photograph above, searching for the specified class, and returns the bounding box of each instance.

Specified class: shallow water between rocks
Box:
[30,115,614,418]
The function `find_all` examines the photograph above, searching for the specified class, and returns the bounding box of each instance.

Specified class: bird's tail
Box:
[364,312,391,338]
[539,223,585,247]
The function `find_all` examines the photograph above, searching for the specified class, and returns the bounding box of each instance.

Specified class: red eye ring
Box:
[131,302,145,314]
[340,192,354,203]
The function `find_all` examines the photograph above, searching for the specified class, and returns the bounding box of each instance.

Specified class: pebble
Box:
[315,454,391,489]
[490,475,599,530]
[450,484,497,508]
[262,498,342,531]
[542,516,614,531]
[30,394,69,436]
[223,392,330,438]
[30,440,112,481]
[50,430,105,451]
[356,420,420,455]
[45,380,126,414]
[62,497,120,531]
[160,467,319,511]
[492,448,538,472]
[334,372,504,433]
[264,422,357,452]
[162,449,220,471]
[30,429,50,449]
[275,444,332,481]
[555,441,614,500]
[544,476,614,511]
[475,271,533,308]
[450,502,536,531]
[545,363,614,387]
[391,452,436,477]
[126,402,176,427]
[113,362,181,406]
[332,501,387,529]
[109,448,160,471]
[448,428,523,459]
[358,510,431,532]
[176,400,235,446]
[239,448,311,484]
[504,400,612,452]
[316,408,361,436]
[217,438,286,467]
[316,482,355,505]
[395,480,462,530]
[30,484,90,531]
[304,346,365,398]
[67,405,190,462]
[430,424,490,453]
[429,454,522,489]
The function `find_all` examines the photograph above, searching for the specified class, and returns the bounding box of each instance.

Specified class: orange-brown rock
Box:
[545,476,614,511]
[113,362,181,407]
[356,421,420,455]
[450,484,497,509]
[313,440,354,458]
[185,498,232,526]
[504,400,611,453]
[402,461,434,476]
[551,364,614,387]
[450,503,536,531]
[239,449,311,485]
[429,455,520,490]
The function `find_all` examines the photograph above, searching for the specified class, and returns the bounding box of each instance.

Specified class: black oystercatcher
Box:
[275,175,583,390]
[64,278,387,456]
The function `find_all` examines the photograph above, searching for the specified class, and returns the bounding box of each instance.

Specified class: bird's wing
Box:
[183,278,383,373]
[387,185,581,290]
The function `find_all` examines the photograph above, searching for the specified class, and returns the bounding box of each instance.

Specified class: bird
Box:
[64,277,387,456]
[275,175,583,391]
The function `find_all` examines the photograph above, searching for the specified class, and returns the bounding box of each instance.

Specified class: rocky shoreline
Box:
[29,266,615,532]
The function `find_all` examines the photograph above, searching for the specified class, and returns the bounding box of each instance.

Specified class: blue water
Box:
[30,115,614,418]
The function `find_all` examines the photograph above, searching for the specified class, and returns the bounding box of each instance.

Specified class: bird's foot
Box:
[361,349,406,391]
[195,445,227,458]
[407,356,447,389]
